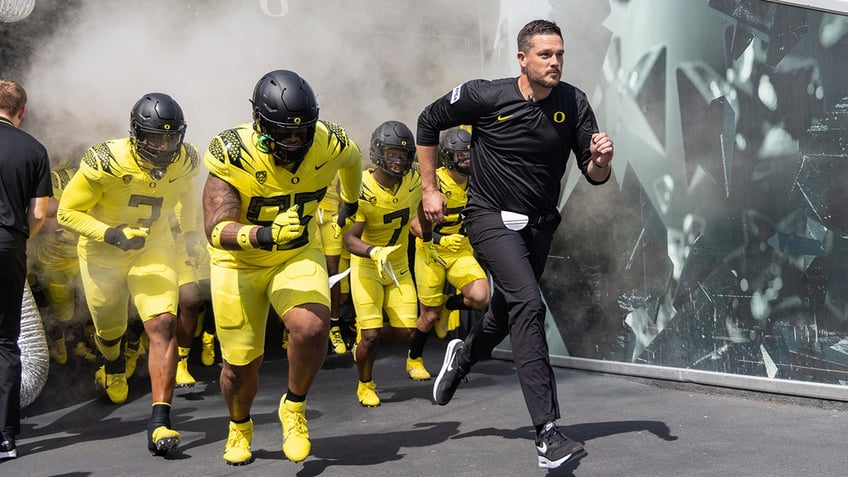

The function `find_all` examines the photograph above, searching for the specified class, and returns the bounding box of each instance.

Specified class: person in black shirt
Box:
[0,79,52,460]
[417,19,613,470]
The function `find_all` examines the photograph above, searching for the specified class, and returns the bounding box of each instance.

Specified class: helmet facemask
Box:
[374,145,415,178]
[446,150,471,176]
[254,114,316,166]
[134,128,184,167]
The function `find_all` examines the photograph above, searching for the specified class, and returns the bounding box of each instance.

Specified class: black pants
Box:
[0,232,26,440]
[460,211,561,427]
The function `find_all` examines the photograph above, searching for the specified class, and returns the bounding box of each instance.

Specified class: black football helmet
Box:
[251,69,319,165]
[439,126,472,175]
[370,120,415,178]
[129,93,186,176]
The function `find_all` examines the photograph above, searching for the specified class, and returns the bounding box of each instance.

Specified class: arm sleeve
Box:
[176,145,201,233]
[56,170,111,241]
[337,137,362,205]
[176,186,198,234]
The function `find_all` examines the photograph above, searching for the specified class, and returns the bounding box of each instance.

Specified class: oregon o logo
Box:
[552,111,566,123]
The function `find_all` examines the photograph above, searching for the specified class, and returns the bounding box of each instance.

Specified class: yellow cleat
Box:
[447,308,461,333]
[72,341,97,364]
[223,419,253,465]
[124,340,141,378]
[49,336,68,365]
[175,356,196,387]
[329,325,346,355]
[357,380,381,407]
[406,352,431,381]
[281,327,289,351]
[279,394,310,462]
[148,425,180,456]
[201,332,216,366]
[434,307,449,339]
[95,365,128,404]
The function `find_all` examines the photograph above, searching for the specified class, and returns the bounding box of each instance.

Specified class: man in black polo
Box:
[0,79,52,460]
[417,19,614,470]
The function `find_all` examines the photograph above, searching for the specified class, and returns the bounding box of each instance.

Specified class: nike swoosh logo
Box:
[537,442,547,454]
[315,160,329,170]
[497,114,513,121]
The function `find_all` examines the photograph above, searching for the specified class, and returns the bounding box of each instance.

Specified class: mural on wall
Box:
[542,0,848,386]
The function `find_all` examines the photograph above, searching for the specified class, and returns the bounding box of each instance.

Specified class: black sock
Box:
[409,329,428,359]
[232,415,251,424]
[445,294,470,311]
[150,402,171,428]
[286,390,306,403]
[104,356,126,374]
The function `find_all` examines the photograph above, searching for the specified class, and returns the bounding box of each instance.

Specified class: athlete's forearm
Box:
[203,173,251,250]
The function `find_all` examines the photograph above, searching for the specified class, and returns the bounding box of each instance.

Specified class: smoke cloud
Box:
[16,0,495,164]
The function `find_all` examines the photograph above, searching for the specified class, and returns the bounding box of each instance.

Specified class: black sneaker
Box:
[433,338,467,405]
[535,422,586,469]
[0,438,17,460]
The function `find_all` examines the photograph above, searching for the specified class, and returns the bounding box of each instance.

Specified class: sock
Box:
[150,402,172,428]
[232,415,251,424]
[104,355,126,374]
[409,329,428,359]
[445,294,470,311]
[285,390,306,403]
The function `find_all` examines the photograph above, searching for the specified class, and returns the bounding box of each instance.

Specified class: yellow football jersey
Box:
[32,167,79,265]
[204,120,361,268]
[433,166,468,236]
[356,168,422,255]
[57,138,200,259]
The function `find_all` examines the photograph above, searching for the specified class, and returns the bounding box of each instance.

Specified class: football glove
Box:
[422,239,447,267]
[332,201,359,239]
[437,233,464,253]
[269,205,303,244]
[369,244,402,279]
[104,225,149,251]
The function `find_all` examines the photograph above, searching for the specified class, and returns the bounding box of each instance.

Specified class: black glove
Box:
[104,225,149,251]
[336,201,358,227]
[332,201,359,239]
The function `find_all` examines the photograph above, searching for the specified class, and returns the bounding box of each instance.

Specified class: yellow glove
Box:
[104,225,150,251]
[368,244,402,279]
[437,233,464,253]
[422,239,447,267]
[270,205,303,244]
[332,201,359,239]
[183,231,205,257]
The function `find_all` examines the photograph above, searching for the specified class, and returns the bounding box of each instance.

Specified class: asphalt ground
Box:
[4,334,848,476]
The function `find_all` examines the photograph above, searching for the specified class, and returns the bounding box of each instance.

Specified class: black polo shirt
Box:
[0,117,52,241]
[418,77,605,218]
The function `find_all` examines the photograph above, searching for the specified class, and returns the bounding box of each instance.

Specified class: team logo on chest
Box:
[123,175,133,185]
[256,171,267,184]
